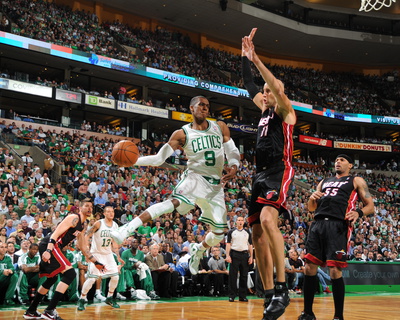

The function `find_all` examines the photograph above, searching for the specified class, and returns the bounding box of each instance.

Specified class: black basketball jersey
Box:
[42,213,85,249]
[315,175,358,220]
[256,107,294,172]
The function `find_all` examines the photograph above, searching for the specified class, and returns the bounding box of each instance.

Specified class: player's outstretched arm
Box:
[135,129,185,167]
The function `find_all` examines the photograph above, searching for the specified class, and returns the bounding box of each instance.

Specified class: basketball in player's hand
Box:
[112,140,139,167]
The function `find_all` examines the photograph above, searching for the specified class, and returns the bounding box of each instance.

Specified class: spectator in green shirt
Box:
[137,222,152,238]
[0,241,18,305]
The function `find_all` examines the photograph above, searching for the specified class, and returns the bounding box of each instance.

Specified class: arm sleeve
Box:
[223,139,240,167]
[135,143,174,167]
[242,56,260,99]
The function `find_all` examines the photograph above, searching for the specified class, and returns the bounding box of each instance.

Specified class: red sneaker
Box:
[323,287,332,294]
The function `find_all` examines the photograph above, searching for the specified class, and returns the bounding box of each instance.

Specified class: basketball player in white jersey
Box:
[77,206,121,310]
[111,96,240,275]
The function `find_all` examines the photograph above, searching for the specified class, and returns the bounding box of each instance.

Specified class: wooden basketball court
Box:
[1,293,399,320]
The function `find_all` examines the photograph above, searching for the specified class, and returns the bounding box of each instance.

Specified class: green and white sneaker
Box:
[148,291,160,300]
[189,243,202,275]
[110,224,130,245]
[105,297,120,308]
[77,299,86,311]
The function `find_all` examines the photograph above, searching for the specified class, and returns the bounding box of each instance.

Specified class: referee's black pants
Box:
[228,250,249,299]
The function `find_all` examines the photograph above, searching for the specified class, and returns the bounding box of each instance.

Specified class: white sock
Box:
[128,217,143,233]
[96,289,102,295]
[107,292,113,298]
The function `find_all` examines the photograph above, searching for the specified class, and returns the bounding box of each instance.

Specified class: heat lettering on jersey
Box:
[191,135,221,153]
[322,181,349,189]
[258,114,273,137]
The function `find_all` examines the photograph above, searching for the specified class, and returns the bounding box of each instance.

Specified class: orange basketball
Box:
[112,140,139,167]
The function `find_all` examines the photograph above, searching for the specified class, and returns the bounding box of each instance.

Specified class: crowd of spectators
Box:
[0,118,399,304]
[0,0,399,304]
[1,0,399,117]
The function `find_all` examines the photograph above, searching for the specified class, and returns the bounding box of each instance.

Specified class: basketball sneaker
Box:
[23,310,42,320]
[77,298,86,311]
[116,293,126,300]
[189,243,202,275]
[323,287,332,294]
[264,288,290,320]
[298,311,317,320]
[110,224,130,245]
[94,292,107,302]
[148,291,160,300]
[130,288,137,300]
[41,309,63,320]
[105,297,120,308]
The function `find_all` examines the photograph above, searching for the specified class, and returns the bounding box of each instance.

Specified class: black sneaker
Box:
[263,290,290,320]
[298,311,317,320]
[23,310,42,320]
[40,309,63,320]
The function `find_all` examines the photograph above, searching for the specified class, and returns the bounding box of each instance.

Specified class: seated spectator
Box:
[207,246,228,297]
[0,242,18,305]
[121,238,159,300]
[145,243,173,298]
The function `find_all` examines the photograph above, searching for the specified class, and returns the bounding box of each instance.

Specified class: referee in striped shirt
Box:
[226,216,253,302]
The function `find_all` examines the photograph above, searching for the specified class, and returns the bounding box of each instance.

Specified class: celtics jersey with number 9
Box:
[182,120,224,179]
[91,219,118,255]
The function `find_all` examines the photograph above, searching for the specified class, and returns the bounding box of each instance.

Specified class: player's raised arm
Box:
[135,129,185,167]
[242,28,295,122]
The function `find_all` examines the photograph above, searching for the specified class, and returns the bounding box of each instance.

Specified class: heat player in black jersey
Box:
[24,199,104,320]
[242,28,296,320]
[298,155,374,320]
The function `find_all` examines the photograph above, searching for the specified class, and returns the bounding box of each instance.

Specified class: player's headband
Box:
[336,154,353,164]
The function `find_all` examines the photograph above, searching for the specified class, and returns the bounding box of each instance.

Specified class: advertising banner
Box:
[334,141,392,152]
[0,78,52,97]
[117,101,169,119]
[171,111,215,123]
[227,122,258,134]
[85,95,115,109]
[299,135,332,147]
[339,262,400,286]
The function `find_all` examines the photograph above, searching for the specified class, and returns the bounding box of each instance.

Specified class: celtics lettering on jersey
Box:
[183,120,225,178]
[91,219,118,255]
[100,229,112,247]
[191,135,221,166]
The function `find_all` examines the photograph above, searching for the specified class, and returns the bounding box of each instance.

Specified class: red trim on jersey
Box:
[39,245,71,278]
[305,253,325,267]
[326,260,348,268]
[346,224,353,257]
[346,190,358,214]
[247,212,260,225]
[282,122,294,166]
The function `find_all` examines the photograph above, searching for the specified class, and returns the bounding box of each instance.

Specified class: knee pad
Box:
[146,200,175,219]
[60,268,76,286]
[42,276,58,290]
[205,230,225,247]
